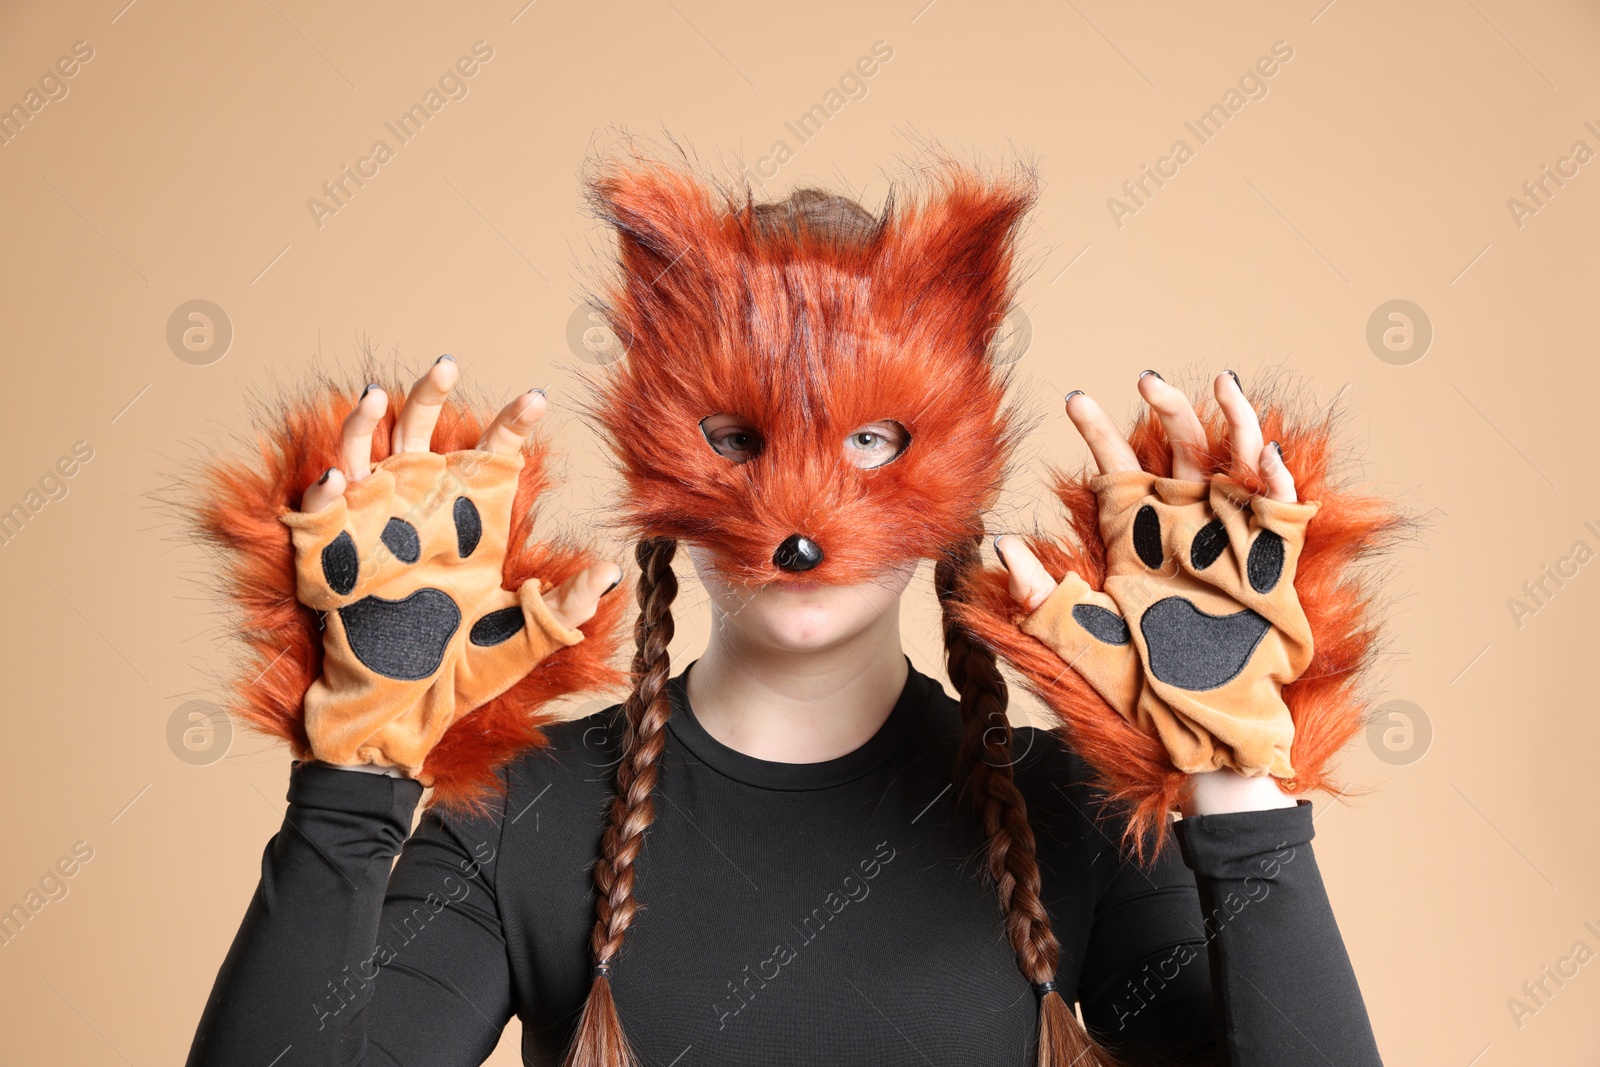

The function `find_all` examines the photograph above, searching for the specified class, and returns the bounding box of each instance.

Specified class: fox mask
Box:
[581,158,1039,582]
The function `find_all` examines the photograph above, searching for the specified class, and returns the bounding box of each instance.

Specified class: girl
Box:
[186,156,1387,1066]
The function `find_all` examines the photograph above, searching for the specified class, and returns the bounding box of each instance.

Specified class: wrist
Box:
[307,758,405,778]
[1179,767,1298,818]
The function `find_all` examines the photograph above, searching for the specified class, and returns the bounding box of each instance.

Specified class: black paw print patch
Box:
[315,495,529,679]
[1068,503,1288,691]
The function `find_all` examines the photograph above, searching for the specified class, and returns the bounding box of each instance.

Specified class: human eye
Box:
[699,414,764,464]
[843,420,909,469]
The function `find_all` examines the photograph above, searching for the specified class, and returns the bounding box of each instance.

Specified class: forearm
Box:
[1175,802,1381,1066]
[186,762,423,1067]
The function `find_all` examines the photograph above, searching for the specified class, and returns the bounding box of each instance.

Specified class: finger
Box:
[542,560,624,630]
[1137,370,1209,481]
[301,466,347,513]
[1063,390,1140,475]
[477,388,547,456]
[1213,370,1264,480]
[392,356,461,453]
[341,384,388,482]
[1259,441,1298,503]
[994,535,1058,613]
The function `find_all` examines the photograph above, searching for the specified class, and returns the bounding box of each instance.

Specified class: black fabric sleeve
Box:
[1077,822,1216,1064]
[1076,799,1383,1066]
[185,762,514,1067]
[1171,800,1382,1067]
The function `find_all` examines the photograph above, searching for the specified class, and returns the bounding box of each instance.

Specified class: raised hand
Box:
[285,359,621,777]
[996,371,1316,814]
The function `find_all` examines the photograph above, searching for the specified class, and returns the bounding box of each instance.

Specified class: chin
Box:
[688,547,916,653]
[744,584,874,651]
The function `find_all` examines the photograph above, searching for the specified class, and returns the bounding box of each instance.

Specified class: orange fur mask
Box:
[578,156,1039,580]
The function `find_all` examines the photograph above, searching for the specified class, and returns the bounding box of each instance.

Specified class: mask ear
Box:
[583,160,735,356]
[875,167,1039,366]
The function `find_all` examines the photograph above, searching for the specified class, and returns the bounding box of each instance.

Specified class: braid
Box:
[563,536,678,1067]
[935,536,1119,1067]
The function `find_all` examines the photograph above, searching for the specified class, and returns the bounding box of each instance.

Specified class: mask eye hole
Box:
[699,414,763,465]
[844,420,910,470]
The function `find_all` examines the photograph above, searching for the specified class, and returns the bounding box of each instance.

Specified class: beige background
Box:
[0,0,1596,1063]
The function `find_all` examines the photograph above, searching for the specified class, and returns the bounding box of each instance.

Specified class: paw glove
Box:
[280,449,585,777]
[1018,471,1320,780]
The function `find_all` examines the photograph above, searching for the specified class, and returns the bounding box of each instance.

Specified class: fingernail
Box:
[1224,369,1241,390]
[318,467,336,485]
[1270,440,1284,462]
[993,535,1010,572]
[1139,369,1163,381]
[436,354,455,364]
[528,387,547,397]
[1063,389,1084,405]
[602,573,622,595]
[359,383,382,401]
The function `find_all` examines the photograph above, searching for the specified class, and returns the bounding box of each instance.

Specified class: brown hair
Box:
[564,536,677,1067]
[936,534,1118,1067]
[564,188,1115,1067]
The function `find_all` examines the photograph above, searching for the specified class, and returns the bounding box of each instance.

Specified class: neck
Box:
[685,608,911,765]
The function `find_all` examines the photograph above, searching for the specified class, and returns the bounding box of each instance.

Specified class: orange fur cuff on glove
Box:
[280,448,585,778]
[1018,470,1319,780]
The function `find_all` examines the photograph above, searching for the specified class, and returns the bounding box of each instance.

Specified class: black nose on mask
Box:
[773,534,824,572]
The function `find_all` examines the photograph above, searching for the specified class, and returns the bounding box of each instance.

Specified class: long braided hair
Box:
[564,537,677,1067]
[565,155,1113,1065]
[936,533,1119,1067]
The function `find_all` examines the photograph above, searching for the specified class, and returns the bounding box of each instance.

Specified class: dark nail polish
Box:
[993,535,1010,572]
[1225,369,1241,390]
[317,467,335,485]
[602,574,622,595]
[1063,389,1084,405]
[359,383,381,401]
[436,354,455,364]
[1270,440,1285,461]
[1139,369,1163,381]
[529,387,547,397]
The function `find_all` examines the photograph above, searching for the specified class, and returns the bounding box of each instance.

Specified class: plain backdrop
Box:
[0,1,1596,1064]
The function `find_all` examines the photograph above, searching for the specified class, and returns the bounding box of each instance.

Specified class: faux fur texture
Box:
[188,375,627,813]
[956,375,1413,856]
[575,150,1039,583]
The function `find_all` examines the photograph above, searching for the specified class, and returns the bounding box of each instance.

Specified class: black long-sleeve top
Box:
[186,657,1382,1066]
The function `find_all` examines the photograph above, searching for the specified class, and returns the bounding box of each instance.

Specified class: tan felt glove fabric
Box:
[1019,470,1320,779]
[279,449,585,778]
